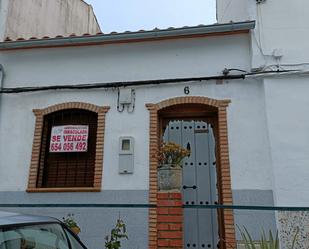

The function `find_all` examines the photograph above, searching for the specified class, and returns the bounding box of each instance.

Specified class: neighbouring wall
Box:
[0,0,9,41]
[4,0,100,40]
[216,0,256,23]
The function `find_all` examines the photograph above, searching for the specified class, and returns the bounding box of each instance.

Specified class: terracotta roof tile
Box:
[0,21,256,45]
[2,25,214,43]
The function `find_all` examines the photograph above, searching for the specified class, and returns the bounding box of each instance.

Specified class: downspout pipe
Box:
[0,64,4,88]
[0,64,4,124]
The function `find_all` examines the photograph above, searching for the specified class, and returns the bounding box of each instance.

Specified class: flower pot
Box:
[158,164,182,191]
[70,226,81,235]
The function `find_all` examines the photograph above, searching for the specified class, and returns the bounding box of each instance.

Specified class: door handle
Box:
[183,185,197,189]
[186,142,191,157]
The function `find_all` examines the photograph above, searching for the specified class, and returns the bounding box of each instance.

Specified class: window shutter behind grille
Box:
[38,109,98,188]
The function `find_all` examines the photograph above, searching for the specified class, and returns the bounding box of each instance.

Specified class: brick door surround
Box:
[157,192,183,248]
[146,96,236,249]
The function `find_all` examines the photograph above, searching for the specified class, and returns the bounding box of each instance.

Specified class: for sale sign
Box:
[49,125,88,153]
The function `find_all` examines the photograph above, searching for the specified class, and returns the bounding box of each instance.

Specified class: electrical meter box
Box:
[119,88,133,105]
[119,137,134,174]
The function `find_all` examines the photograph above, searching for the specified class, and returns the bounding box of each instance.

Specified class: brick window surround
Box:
[146,96,236,249]
[27,102,110,193]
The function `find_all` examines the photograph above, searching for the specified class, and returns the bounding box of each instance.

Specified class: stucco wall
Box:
[3,0,100,40]
[0,78,273,192]
[0,34,251,87]
[1,32,308,204]
[252,0,309,64]
[2,26,308,247]
[216,0,256,23]
[264,76,309,206]
[0,0,9,41]
[0,34,275,192]
[217,0,309,70]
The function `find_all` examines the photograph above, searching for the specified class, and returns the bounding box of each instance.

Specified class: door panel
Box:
[182,121,199,248]
[208,125,219,247]
[163,120,219,249]
[195,122,214,248]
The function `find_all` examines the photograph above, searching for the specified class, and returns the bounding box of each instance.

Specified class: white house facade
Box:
[0,1,309,249]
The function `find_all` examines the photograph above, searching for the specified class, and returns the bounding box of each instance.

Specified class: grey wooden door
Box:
[163,120,219,249]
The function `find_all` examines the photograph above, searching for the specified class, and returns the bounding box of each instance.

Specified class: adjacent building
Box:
[0,0,100,41]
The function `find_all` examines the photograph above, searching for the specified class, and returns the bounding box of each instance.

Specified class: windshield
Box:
[0,223,85,249]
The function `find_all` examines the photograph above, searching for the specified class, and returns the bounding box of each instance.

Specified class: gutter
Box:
[0,21,255,50]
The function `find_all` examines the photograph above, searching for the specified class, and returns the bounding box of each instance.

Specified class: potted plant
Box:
[157,142,190,191]
[62,213,81,235]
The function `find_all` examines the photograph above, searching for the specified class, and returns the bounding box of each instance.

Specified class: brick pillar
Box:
[157,192,183,249]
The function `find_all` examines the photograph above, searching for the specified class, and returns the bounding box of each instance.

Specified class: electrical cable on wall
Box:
[1,59,309,94]
[117,90,125,112]
[0,74,246,94]
[126,90,136,113]
[2,68,309,94]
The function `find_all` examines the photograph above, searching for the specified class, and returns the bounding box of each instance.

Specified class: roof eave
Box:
[0,21,255,51]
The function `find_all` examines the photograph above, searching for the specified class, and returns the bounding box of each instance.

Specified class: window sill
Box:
[26,187,101,193]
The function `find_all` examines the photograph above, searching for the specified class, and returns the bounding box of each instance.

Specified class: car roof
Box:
[0,211,59,227]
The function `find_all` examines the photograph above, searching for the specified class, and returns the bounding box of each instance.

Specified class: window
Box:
[37,109,97,188]
[0,223,87,249]
[0,224,69,249]
[27,102,109,192]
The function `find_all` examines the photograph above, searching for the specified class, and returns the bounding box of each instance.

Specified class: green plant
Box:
[62,213,78,228]
[158,142,190,167]
[105,219,128,249]
[238,225,299,249]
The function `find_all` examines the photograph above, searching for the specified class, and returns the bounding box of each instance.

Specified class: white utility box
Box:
[119,137,134,174]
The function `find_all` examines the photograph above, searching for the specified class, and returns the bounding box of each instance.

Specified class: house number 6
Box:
[184,86,190,95]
